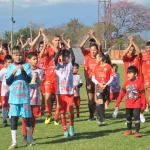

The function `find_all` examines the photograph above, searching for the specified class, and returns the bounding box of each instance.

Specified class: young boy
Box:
[6,46,33,149]
[142,41,150,111]
[110,64,120,101]
[55,42,75,137]
[22,52,43,141]
[73,63,83,118]
[114,66,146,137]
[0,55,13,126]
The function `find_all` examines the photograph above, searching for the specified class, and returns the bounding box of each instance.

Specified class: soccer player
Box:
[92,52,113,126]
[6,46,33,149]
[84,44,98,120]
[114,66,146,138]
[54,40,75,137]
[22,52,43,142]
[110,64,120,101]
[0,55,13,126]
[73,63,83,118]
[39,35,60,125]
[142,41,150,112]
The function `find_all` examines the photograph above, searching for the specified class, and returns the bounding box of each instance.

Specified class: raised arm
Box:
[22,38,31,49]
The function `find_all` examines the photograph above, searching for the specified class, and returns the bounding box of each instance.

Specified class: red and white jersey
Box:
[30,67,43,105]
[110,73,120,92]
[0,67,9,97]
[56,62,74,95]
[73,74,82,97]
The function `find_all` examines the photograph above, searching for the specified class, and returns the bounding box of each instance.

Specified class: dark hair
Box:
[90,44,98,50]
[4,55,12,61]
[27,52,38,59]
[39,41,44,45]
[146,41,150,46]
[61,42,65,47]
[112,63,118,68]
[97,52,106,62]
[89,38,96,43]
[127,66,138,74]
[12,46,23,54]
[74,63,79,68]
[105,54,111,65]
[62,49,70,57]
[2,43,8,50]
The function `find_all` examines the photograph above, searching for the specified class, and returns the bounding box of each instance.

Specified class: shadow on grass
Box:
[38,127,126,145]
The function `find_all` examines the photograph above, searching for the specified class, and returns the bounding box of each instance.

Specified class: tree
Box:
[112,0,150,41]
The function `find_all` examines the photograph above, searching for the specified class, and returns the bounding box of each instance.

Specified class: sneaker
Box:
[69,126,75,137]
[87,117,95,121]
[8,144,18,149]
[135,132,141,138]
[28,142,36,147]
[3,120,8,126]
[145,104,149,112]
[96,119,101,126]
[54,120,59,126]
[76,114,80,118]
[44,116,51,124]
[140,114,145,123]
[99,122,106,126]
[124,130,132,136]
[22,136,27,143]
[64,132,69,138]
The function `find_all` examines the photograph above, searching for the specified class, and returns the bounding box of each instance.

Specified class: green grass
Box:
[0,65,150,150]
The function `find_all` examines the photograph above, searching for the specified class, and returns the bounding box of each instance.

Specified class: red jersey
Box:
[123,55,142,81]
[45,48,56,81]
[92,64,113,83]
[116,79,146,110]
[84,56,97,78]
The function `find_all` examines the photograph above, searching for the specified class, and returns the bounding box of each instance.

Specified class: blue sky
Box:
[0,0,150,37]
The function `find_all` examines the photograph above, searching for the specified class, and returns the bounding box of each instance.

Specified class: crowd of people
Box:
[0,28,150,149]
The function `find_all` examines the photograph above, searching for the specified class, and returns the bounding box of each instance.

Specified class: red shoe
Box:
[124,130,132,136]
[135,132,141,138]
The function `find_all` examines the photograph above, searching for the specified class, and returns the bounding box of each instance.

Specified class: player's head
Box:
[89,38,96,46]
[145,41,150,53]
[12,46,24,63]
[61,49,70,64]
[127,66,138,80]
[27,52,38,67]
[128,45,135,55]
[1,43,8,56]
[61,42,66,50]
[96,52,106,64]
[90,44,98,57]
[112,64,118,73]
[4,55,13,67]
[52,34,60,48]
[38,41,44,52]
[73,63,79,74]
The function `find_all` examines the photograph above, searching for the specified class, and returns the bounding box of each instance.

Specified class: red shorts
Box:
[110,92,119,101]
[1,96,9,107]
[31,105,41,117]
[45,80,56,94]
[40,82,45,93]
[58,94,74,113]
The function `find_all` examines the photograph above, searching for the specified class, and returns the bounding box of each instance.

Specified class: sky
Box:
[0,0,150,39]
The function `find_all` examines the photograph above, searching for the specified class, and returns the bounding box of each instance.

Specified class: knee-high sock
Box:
[31,117,36,134]
[88,103,94,118]
[61,116,67,132]
[46,104,52,116]
[54,107,60,121]
[96,105,100,121]
[26,127,32,144]
[99,104,105,122]
[2,107,8,121]
[22,119,27,136]
[68,113,74,126]
[11,130,17,145]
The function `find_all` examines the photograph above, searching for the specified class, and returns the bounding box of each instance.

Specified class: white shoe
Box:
[145,104,149,112]
[8,144,17,149]
[140,114,145,123]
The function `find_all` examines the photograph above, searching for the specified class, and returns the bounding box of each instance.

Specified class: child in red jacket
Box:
[114,66,146,138]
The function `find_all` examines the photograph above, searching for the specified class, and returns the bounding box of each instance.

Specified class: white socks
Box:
[2,107,8,121]
[26,127,33,144]
[11,130,17,145]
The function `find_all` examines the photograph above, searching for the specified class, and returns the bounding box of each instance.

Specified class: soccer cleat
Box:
[64,132,69,138]
[99,122,106,126]
[124,130,132,136]
[3,120,8,127]
[44,116,51,124]
[69,126,75,137]
[87,117,95,121]
[145,104,149,112]
[76,114,80,118]
[96,119,101,126]
[140,114,145,123]
[54,120,59,126]
[135,132,141,138]
[28,141,36,147]
[8,144,18,149]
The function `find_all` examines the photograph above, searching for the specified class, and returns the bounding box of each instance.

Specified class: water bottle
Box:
[112,107,118,118]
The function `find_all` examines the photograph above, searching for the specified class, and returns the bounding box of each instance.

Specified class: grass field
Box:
[0,65,150,150]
